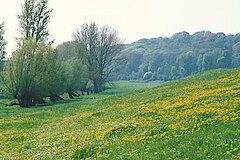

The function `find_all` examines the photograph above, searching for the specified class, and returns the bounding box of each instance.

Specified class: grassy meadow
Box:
[0,69,240,159]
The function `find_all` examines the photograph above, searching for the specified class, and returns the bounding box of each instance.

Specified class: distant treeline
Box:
[115,31,240,81]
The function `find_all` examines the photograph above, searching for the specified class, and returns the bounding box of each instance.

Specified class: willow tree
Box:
[73,23,125,93]
[18,0,52,42]
[1,39,63,107]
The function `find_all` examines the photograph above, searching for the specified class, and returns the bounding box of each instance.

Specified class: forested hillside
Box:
[115,31,240,81]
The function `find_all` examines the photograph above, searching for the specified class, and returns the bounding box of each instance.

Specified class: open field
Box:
[0,69,239,159]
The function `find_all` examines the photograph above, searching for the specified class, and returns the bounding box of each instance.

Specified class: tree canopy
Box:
[73,22,125,93]
[18,0,53,42]
[1,39,63,107]
[116,31,240,81]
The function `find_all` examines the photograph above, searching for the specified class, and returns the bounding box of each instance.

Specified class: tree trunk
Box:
[98,79,106,92]
[50,96,57,102]
[93,80,99,93]
[17,97,33,108]
[57,96,64,101]
[75,91,81,96]
[94,87,99,93]
[33,98,47,105]
[9,102,19,106]
[99,86,103,93]
[81,90,85,95]
[72,92,79,97]
[50,95,64,102]
[68,92,73,99]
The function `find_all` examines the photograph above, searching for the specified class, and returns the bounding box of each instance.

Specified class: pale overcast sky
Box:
[0,0,240,54]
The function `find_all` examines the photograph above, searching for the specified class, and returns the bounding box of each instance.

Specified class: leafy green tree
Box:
[56,41,75,61]
[217,50,229,68]
[196,53,203,72]
[18,0,53,42]
[202,52,216,71]
[201,49,223,71]
[176,51,196,77]
[126,52,142,73]
[231,42,240,68]
[64,58,88,98]
[0,22,6,70]
[86,80,94,95]
[73,23,98,92]
[38,47,66,102]
[1,39,61,107]
[73,22,124,93]
[170,66,178,80]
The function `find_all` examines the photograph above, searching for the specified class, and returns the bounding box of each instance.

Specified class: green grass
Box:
[0,80,162,117]
[0,70,240,159]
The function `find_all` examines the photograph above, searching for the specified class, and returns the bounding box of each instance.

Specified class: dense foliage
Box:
[1,39,64,107]
[117,31,240,81]
[63,58,88,98]
[0,0,67,107]
[74,23,124,93]
[57,23,125,94]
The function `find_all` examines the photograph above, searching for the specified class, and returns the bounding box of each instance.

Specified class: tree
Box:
[1,39,62,107]
[18,0,53,42]
[38,47,66,102]
[217,50,229,68]
[126,52,142,74]
[56,41,75,61]
[232,42,240,68]
[176,51,196,77]
[0,22,6,70]
[73,22,124,93]
[73,23,98,93]
[64,58,88,98]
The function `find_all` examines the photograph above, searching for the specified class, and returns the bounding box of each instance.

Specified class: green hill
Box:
[0,68,239,159]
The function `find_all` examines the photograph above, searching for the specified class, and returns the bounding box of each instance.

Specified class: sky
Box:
[0,0,240,54]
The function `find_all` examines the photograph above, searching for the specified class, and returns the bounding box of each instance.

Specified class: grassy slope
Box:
[0,69,240,159]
